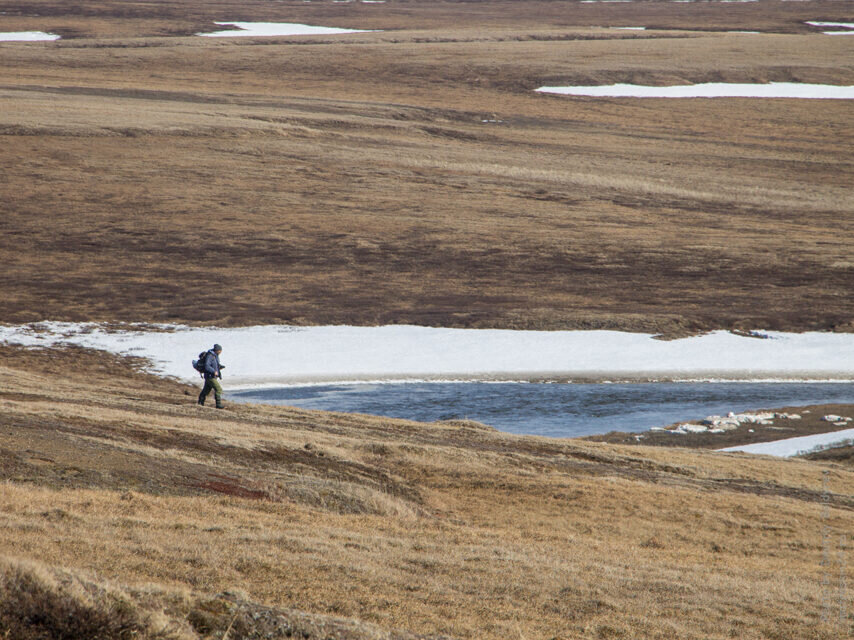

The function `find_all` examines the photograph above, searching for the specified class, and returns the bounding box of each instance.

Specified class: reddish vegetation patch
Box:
[194,475,269,500]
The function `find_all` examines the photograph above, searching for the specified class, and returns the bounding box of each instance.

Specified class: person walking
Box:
[197,343,225,408]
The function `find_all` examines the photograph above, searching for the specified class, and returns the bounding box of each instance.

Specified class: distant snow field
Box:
[0,31,60,41]
[2,323,854,386]
[805,21,854,35]
[197,22,375,38]
[536,83,854,99]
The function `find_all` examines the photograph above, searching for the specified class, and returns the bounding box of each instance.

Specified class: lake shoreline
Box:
[584,402,854,455]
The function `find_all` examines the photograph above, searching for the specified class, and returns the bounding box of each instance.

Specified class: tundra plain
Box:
[1,0,852,332]
[2,1,854,638]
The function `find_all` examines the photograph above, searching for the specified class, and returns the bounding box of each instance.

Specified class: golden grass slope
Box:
[1,344,853,638]
[0,556,445,640]
[0,1,853,332]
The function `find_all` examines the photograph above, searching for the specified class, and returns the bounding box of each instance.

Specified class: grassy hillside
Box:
[1,344,852,638]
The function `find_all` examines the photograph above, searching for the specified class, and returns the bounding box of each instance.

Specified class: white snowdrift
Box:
[805,22,854,35]
[720,429,854,457]
[0,31,60,41]
[535,83,854,99]
[2,323,854,387]
[197,22,374,38]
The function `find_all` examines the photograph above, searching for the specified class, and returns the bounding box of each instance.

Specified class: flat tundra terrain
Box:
[1,0,852,332]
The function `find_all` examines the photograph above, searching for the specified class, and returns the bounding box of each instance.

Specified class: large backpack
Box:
[192,351,210,375]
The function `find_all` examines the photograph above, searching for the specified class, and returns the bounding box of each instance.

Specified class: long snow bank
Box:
[0,31,60,41]
[2,323,854,387]
[720,429,854,457]
[806,22,854,35]
[536,83,854,99]
[197,22,374,38]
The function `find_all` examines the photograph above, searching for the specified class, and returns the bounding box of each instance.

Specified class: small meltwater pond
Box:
[536,82,854,99]
[229,381,854,439]
[197,22,376,38]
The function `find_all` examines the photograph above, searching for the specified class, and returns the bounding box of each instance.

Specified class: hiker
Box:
[197,344,225,408]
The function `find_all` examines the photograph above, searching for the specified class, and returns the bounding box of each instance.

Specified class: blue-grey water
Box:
[229,382,854,438]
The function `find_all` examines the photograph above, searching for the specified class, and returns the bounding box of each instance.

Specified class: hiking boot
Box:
[197,393,206,406]
[215,401,224,409]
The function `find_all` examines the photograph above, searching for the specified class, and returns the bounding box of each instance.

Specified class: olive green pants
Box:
[199,377,223,406]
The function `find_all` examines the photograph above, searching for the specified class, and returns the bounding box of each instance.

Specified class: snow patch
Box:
[197,22,375,38]
[0,31,60,41]
[536,82,854,99]
[675,424,708,434]
[2,323,854,387]
[703,411,777,428]
[806,22,854,35]
[661,410,804,435]
[720,428,854,457]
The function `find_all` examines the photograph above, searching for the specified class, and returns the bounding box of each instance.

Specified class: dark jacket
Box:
[202,350,223,379]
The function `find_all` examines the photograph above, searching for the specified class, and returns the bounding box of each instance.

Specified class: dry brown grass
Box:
[0,556,438,640]
[1,344,853,638]
[805,444,854,467]
[0,556,194,640]
[1,0,853,332]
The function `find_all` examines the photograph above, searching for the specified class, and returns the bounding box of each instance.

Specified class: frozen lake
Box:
[230,381,854,438]
[536,82,854,99]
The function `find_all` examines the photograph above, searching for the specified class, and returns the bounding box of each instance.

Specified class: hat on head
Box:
[213,344,222,352]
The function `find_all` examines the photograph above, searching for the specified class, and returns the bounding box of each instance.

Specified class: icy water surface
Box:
[230,382,854,438]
